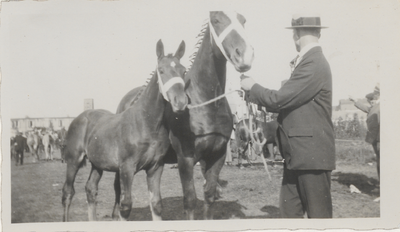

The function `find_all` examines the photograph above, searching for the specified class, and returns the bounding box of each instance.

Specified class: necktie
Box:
[290,55,299,72]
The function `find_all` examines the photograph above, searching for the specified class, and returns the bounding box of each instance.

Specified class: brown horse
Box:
[27,130,41,162]
[234,118,262,167]
[260,120,279,160]
[164,11,254,219]
[116,12,254,220]
[235,119,279,167]
[61,40,188,221]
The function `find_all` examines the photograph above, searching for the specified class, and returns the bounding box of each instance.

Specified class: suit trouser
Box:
[279,166,332,218]
[15,150,24,165]
[372,141,380,179]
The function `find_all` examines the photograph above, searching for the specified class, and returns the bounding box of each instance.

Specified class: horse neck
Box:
[135,72,165,123]
[188,26,227,99]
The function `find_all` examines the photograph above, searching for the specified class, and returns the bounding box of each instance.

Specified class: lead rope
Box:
[187,89,245,109]
[242,93,272,181]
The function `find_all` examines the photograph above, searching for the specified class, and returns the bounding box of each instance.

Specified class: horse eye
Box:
[212,19,220,24]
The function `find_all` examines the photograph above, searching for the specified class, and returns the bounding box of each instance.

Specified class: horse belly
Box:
[86,141,120,172]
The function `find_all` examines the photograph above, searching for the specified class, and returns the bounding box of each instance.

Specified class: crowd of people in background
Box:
[10,127,67,166]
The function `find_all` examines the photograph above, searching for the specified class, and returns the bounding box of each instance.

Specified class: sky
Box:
[1,0,399,120]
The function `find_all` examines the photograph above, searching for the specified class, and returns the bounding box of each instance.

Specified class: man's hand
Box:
[240,74,256,91]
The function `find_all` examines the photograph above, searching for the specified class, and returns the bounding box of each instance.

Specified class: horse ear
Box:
[174,40,185,60]
[156,39,164,59]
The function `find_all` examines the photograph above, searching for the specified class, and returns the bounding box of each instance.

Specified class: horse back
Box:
[64,110,112,160]
[116,86,145,113]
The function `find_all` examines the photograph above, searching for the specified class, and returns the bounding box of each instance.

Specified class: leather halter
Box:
[209,12,248,65]
[157,66,184,102]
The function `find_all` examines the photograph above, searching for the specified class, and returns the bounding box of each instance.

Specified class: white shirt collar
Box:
[299,42,320,58]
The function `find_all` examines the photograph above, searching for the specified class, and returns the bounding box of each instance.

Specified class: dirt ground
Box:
[10,140,380,223]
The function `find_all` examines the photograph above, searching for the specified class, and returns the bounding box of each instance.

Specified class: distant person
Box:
[13,132,27,166]
[349,84,380,179]
[240,13,335,218]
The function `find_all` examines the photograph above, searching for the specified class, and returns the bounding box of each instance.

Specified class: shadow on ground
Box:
[332,172,379,197]
[126,196,280,220]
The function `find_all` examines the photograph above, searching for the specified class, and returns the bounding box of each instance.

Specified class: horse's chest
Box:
[189,105,232,136]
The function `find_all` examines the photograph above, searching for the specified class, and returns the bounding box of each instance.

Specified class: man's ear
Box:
[293,29,300,40]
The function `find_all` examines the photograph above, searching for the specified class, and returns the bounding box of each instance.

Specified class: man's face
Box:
[292,29,301,52]
[368,99,376,106]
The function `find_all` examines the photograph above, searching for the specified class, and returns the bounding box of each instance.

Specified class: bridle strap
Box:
[157,67,184,102]
[209,15,249,64]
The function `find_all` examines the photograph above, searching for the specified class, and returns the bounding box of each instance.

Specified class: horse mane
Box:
[186,19,209,72]
[127,72,154,107]
[126,22,209,109]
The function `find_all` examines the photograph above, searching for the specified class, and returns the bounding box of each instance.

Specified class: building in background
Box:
[10,99,95,136]
[332,98,369,125]
[84,98,94,111]
[10,117,75,136]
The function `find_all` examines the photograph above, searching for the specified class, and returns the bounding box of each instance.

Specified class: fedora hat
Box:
[374,83,380,94]
[286,14,328,29]
[365,93,375,101]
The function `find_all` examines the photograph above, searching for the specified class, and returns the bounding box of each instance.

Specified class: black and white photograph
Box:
[1,0,399,231]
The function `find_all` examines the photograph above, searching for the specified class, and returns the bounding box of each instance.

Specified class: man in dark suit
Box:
[240,14,335,218]
[350,84,380,180]
[14,132,27,166]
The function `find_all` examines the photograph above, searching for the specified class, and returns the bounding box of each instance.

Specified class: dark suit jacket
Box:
[353,100,380,144]
[365,102,380,144]
[14,135,27,153]
[248,46,335,170]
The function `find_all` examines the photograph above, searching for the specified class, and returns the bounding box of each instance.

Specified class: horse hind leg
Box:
[45,145,51,161]
[146,164,164,221]
[62,151,86,222]
[34,145,40,162]
[50,145,54,160]
[62,163,81,221]
[85,165,103,221]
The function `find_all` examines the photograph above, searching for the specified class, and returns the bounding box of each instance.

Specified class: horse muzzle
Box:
[232,45,254,73]
[167,87,189,113]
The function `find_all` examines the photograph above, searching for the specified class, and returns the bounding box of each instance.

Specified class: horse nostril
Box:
[235,48,241,56]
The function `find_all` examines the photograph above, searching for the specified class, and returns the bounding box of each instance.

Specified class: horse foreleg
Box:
[111,172,121,220]
[202,153,225,220]
[177,156,196,220]
[62,163,81,222]
[85,165,103,221]
[146,164,164,221]
[247,143,253,165]
[119,162,135,221]
[266,143,275,160]
[50,145,54,160]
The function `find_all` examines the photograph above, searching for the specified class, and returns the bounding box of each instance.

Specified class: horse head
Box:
[209,11,254,72]
[156,39,188,113]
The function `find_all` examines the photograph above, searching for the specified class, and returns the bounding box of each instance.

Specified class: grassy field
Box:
[10,139,380,223]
